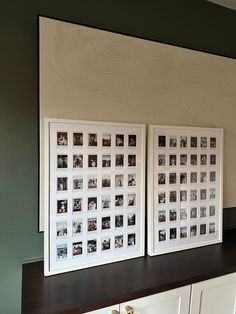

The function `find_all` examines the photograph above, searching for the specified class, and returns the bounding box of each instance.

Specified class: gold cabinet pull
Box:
[111,310,119,314]
[125,305,134,314]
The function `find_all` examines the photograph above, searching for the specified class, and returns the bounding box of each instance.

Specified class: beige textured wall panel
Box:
[40,17,236,208]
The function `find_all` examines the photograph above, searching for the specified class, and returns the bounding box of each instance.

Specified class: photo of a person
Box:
[73,133,83,146]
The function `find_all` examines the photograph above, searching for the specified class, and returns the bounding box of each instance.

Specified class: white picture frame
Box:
[148,125,223,256]
[44,118,145,276]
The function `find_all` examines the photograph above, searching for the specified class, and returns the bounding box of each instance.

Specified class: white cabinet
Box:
[84,304,119,314]
[85,273,236,314]
[190,273,236,314]
[120,285,191,314]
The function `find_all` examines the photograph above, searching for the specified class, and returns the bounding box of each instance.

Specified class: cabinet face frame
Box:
[44,118,146,276]
[148,125,223,256]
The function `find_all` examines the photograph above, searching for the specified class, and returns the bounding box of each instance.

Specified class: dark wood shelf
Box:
[22,229,236,314]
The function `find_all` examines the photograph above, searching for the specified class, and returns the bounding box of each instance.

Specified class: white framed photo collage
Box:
[148,125,223,256]
[43,119,223,275]
[44,119,146,276]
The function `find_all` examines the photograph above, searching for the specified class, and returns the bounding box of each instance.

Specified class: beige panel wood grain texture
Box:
[40,17,236,208]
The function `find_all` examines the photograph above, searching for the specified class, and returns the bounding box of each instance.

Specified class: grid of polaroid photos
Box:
[151,127,222,255]
[48,121,144,273]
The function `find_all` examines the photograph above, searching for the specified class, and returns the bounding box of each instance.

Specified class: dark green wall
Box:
[0,1,235,313]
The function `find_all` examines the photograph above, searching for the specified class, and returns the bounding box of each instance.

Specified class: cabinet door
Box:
[120,285,191,314]
[84,304,120,314]
[190,273,236,314]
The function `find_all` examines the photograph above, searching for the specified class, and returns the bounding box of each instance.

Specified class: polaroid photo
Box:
[73,154,83,168]
[169,191,176,203]
[57,199,67,214]
[115,154,124,167]
[87,239,97,253]
[128,174,136,187]
[158,192,166,204]
[200,154,207,166]
[115,215,124,228]
[190,154,197,166]
[88,175,97,189]
[190,225,197,237]
[57,177,68,192]
[115,195,124,207]
[115,174,124,187]
[128,233,136,246]
[180,154,187,166]
[169,209,177,222]
[72,242,83,256]
[158,154,166,166]
[180,173,187,184]
[127,213,136,226]
[210,137,216,148]
[180,190,187,202]
[209,222,216,233]
[128,194,136,206]
[115,235,123,249]
[88,155,97,168]
[56,221,67,238]
[209,188,216,200]
[158,230,166,242]
[169,154,177,166]
[101,238,111,251]
[158,210,166,223]
[73,198,83,212]
[169,136,177,148]
[88,197,97,211]
[73,176,83,190]
[180,208,187,220]
[209,205,215,216]
[200,206,207,218]
[210,154,216,165]
[57,155,68,169]
[169,173,177,184]
[190,190,197,201]
[180,136,187,148]
[200,172,207,183]
[169,228,177,240]
[128,134,136,147]
[102,175,111,188]
[180,227,187,238]
[128,155,136,167]
[158,173,166,185]
[101,195,111,210]
[102,133,111,147]
[88,133,97,146]
[191,136,197,148]
[72,219,83,235]
[57,244,67,260]
[116,134,124,147]
[200,224,207,235]
[158,135,166,147]
[102,154,111,168]
[200,137,207,148]
[73,132,83,146]
[87,218,97,232]
[190,207,197,219]
[190,172,197,184]
[210,171,216,182]
[200,189,207,200]
[101,216,111,230]
[57,132,68,146]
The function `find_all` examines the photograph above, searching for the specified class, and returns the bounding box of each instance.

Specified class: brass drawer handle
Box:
[111,310,119,314]
[125,305,134,314]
